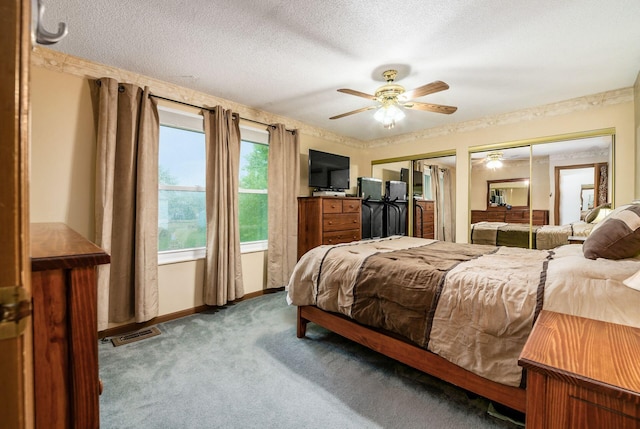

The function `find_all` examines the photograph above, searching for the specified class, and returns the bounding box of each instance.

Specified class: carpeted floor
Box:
[99,291,524,428]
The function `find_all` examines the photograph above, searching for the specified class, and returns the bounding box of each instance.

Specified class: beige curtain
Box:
[267,124,300,289]
[203,107,244,305]
[441,168,455,242]
[428,165,442,240]
[94,78,159,331]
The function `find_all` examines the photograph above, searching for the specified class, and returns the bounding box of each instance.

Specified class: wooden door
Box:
[0,0,34,428]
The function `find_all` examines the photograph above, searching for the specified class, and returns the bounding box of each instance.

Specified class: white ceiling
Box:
[43,0,640,143]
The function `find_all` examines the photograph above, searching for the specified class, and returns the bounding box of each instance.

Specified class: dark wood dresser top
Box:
[31,222,110,271]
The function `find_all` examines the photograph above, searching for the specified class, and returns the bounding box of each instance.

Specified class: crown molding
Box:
[32,47,632,151]
[31,47,367,148]
[365,87,634,148]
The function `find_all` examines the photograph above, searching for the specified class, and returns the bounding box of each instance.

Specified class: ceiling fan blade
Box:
[403,101,457,115]
[337,88,377,100]
[329,105,376,120]
[402,80,449,100]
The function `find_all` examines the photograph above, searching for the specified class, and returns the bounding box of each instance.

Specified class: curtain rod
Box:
[148,93,296,134]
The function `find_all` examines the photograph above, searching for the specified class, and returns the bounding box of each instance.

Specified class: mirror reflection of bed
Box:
[469,134,613,249]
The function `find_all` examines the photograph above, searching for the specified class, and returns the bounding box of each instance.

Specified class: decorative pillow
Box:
[583,204,640,260]
[584,203,611,223]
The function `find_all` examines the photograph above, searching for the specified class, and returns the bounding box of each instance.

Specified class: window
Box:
[238,126,269,252]
[423,170,432,200]
[158,107,206,263]
[157,107,270,263]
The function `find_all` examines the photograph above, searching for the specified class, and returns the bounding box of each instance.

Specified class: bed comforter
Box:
[287,236,640,387]
[471,220,595,249]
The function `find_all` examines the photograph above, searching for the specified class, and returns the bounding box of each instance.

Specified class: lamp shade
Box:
[374,104,405,129]
[485,152,503,169]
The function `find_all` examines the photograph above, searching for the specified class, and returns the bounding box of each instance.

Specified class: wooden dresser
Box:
[414,200,435,239]
[471,208,549,225]
[297,196,361,259]
[519,311,640,429]
[31,223,110,429]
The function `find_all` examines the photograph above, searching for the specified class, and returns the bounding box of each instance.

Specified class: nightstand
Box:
[519,311,640,429]
[567,235,587,245]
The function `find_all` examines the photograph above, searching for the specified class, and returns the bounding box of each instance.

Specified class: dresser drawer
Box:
[505,210,529,223]
[323,229,360,245]
[342,200,360,213]
[323,213,360,231]
[484,212,505,222]
[420,211,434,222]
[298,196,363,260]
[322,199,344,213]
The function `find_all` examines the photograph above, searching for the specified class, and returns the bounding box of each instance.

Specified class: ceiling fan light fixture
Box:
[374,104,405,129]
[485,152,504,169]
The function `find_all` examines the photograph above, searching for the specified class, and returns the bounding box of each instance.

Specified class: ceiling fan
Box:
[471,151,523,169]
[330,69,457,129]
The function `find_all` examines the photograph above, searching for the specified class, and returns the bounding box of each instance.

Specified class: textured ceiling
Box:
[43,0,640,142]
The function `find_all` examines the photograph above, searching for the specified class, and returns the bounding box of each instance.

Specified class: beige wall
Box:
[298,134,367,197]
[31,67,97,237]
[469,159,545,211]
[30,59,639,322]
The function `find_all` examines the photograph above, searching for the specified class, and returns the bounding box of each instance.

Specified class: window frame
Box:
[157,106,207,265]
[238,126,270,253]
[156,107,270,265]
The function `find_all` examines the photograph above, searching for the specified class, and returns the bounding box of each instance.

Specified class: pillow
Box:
[583,204,640,260]
[584,203,611,223]
[623,269,640,292]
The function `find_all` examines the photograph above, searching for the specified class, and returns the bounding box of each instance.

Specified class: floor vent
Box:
[111,327,161,347]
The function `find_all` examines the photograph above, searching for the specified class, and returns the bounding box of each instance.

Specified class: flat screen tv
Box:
[400,168,423,197]
[308,149,350,191]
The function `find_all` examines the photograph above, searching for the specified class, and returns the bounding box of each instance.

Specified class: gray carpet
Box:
[99,291,523,428]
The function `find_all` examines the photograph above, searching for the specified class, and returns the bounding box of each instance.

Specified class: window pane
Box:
[239,140,268,190]
[424,174,432,199]
[159,126,205,187]
[239,193,268,242]
[159,189,206,251]
[239,139,268,244]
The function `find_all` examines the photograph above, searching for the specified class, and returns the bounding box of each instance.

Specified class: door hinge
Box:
[0,286,31,340]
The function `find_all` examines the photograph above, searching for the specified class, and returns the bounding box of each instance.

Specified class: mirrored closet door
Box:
[369,154,456,242]
[469,132,614,249]
[469,146,534,248]
[411,155,456,242]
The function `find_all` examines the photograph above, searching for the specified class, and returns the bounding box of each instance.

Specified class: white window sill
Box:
[158,248,206,265]
[158,240,268,265]
[240,240,268,254]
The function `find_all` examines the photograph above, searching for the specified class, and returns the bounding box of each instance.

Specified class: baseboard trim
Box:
[99,287,285,339]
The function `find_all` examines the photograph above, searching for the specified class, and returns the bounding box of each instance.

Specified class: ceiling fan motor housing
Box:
[375,84,405,105]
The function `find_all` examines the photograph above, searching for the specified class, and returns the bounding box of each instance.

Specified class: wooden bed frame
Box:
[296,305,527,413]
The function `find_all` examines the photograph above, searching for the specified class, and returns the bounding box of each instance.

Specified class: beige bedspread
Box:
[287,236,640,387]
[471,220,596,250]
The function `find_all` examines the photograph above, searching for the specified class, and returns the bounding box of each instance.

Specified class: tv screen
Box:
[308,149,350,190]
[400,168,423,197]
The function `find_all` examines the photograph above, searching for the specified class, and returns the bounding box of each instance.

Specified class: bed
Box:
[470,220,595,249]
[287,225,640,413]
